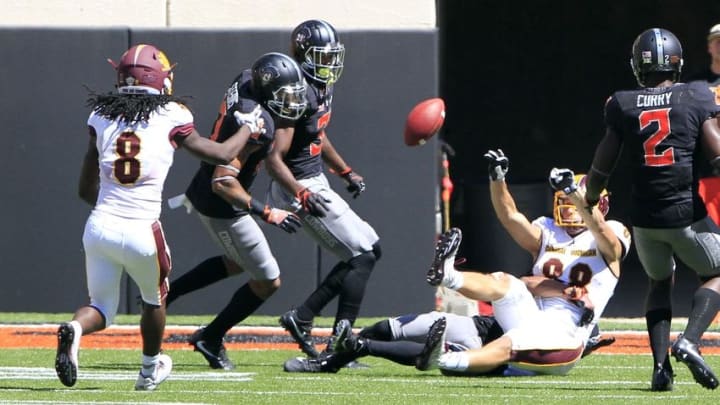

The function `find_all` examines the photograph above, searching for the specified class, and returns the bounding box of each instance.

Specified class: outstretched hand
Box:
[483,149,509,181]
[549,167,577,194]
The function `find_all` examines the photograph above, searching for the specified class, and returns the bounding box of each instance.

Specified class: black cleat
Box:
[427,228,462,286]
[280,309,319,358]
[55,322,79,387]
[651,363,674,392]
[416,317,447,371]
[283,355,340,373]
[331,319,353,353]
[671,334,719,389]
[188,328,235,370]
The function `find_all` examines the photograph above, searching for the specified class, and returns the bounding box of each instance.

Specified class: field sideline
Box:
[1,313,719,404]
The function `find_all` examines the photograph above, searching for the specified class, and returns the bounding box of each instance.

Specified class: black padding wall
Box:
[0,28,440,317]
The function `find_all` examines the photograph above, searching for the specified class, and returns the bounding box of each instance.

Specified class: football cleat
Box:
[188,328,235,370]
[283,355,340,373]
[280,309,320,358]
[427,228,462,286]
[650,362,674,392]
[416,317,447,371]
[671,334,719,389]
[134,353,172,391]
[55,322,80,387]
[331,319,353,353]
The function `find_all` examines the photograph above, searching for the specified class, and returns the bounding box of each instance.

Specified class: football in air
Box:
[404,97,445,146]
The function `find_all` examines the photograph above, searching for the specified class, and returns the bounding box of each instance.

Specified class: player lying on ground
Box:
[418,165,629,376]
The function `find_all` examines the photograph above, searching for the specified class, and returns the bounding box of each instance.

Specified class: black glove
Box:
[549,167,577,194]
[343,171,366,198]
[296,188,330,217]
[264,208,302,233]
[483,149,509,181]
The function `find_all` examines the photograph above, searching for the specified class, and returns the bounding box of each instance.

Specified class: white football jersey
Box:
[88,102,194,220]
[530,216,631,340]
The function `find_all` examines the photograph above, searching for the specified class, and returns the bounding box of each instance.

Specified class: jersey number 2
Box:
[114,131,141,184]
[639,108,674,167]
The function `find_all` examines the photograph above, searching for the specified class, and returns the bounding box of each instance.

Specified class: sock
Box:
[167,256,228,306]
[202,283,265,343]
[298,261,352,320]
[646,308,672,366]
[335,252,376,326]
[141,353,160,376]
[437,351,469,371]
[69,320,82,336]
[683,287,720,343]
[365,340,423,366]
[442,267,464,290]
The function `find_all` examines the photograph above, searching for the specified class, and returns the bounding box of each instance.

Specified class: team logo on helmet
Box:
[259,66,280,85]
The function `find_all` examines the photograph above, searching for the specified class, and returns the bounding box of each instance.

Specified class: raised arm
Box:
[484,149,542,256]
[549,168,623,277]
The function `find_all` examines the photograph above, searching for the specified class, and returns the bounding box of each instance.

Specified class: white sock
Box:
[68,321,82,364]
[438,351,469,371]
[69,320,82,336]
[442,267,465,290]
[142,354,160,376]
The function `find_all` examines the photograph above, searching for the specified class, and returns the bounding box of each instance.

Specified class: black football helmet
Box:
[291,19,345,85]
[630,28,683,87]
[251,52,308,120]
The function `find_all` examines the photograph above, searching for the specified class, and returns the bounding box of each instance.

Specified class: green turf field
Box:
[1,313,718,404]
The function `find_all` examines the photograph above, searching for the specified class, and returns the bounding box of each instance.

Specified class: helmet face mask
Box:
[251,52,308,120]
[302,44,344,84]
[110,44,175,95]
[630,28,683,87]
[553,174,610,234]
[267,81,308,120]
[292,19,344,84]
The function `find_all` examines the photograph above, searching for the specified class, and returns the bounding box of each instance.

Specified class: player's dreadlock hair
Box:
[86,91,189,125]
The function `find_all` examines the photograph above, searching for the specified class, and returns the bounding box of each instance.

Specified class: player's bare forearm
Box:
[266,152,305,195]
[78,139,99,206]
[320,133,351,173]
[567,188,622,266]
[489,180,541,254]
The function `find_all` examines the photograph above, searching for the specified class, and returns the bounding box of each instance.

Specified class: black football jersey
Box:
[185,70,276,219]
[284,83,334,180]
[605,81,720,227]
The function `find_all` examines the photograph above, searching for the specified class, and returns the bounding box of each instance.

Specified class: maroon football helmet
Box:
[108,44,176,95]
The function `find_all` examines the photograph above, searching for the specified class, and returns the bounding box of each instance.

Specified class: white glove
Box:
[233,105,266,135]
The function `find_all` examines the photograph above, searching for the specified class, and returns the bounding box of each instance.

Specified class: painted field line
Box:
[0,366,253,382]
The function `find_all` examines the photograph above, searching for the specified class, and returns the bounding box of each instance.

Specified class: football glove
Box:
[342,170,366,198]
[264,208,302,233]
[233,105,266,135]
[296,188,330,217]
[483,149,509,181]
[549,167,577,194]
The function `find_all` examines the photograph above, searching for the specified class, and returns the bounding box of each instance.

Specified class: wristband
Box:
[248,198,270,218]
[338,167,352,176]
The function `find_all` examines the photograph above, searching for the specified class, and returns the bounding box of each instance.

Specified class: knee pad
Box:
[349,251,376,272]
